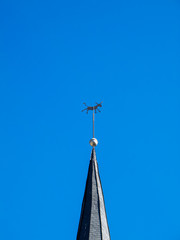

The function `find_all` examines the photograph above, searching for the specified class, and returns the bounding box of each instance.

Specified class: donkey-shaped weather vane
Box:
[82,102,103,144]
[81,102,103,114]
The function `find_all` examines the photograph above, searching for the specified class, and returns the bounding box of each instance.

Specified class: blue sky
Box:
[0,0,180,239]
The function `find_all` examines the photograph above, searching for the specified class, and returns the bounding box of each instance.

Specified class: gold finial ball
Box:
[89,138,98,147]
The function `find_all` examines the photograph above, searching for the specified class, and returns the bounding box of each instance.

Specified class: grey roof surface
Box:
[77,148,111,240]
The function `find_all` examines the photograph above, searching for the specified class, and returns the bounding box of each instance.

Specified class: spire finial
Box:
[82,102,103,147]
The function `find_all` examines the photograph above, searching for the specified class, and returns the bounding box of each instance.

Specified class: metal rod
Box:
[93,108,94,138]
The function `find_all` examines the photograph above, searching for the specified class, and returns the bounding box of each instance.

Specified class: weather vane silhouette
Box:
[82,102,103,147]
[81,102,103,114]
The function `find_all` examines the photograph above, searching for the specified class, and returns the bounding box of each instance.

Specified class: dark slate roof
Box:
[77,148,111,240]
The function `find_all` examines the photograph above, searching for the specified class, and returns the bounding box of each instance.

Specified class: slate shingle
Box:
[77,148,111,240]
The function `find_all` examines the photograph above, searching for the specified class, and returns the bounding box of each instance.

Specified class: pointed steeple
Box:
[77,148,111,240]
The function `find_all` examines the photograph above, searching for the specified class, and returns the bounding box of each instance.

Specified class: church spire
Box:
[77,148,111,240]
[77,102,110,239]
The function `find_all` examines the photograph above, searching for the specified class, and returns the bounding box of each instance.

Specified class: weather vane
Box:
[82,102,103,147]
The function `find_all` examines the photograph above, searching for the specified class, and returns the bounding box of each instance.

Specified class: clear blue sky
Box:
[0,0,180,239]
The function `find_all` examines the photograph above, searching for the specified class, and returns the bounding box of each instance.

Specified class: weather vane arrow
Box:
[82,102,103,147]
